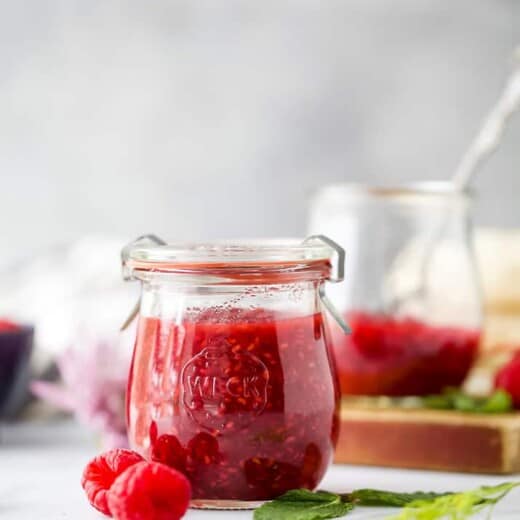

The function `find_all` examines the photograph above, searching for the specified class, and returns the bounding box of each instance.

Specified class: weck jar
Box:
[309,182,482,397]
[122,236,346,508]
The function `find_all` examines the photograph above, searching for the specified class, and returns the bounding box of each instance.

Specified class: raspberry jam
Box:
[122,236,347,506]
[332,311,479,396]
[127,310,339,502]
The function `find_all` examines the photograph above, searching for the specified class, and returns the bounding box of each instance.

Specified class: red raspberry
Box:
[107,461,191,520]
[495,354,520,408]
[187,432,220,466]
[151,434,187,472]
[81,449,144,516]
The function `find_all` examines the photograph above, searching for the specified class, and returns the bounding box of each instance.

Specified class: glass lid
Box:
[121,235,343,281]
[125,238,333,265]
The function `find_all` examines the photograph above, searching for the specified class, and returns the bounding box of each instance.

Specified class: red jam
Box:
[332,311,479,396]
[127,309,339,502]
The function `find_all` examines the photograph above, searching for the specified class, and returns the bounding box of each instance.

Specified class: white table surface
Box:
[2,420,520,519]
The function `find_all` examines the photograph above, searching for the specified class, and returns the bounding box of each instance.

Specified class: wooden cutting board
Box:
[335,400,520,474]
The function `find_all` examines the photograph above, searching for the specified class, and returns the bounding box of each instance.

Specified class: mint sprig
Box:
[254,482,520,520]
[421,388,513,413]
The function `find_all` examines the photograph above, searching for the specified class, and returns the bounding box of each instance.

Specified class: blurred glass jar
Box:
[309,182,482,396]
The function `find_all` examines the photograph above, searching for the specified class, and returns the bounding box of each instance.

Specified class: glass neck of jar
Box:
[129,263,331,287]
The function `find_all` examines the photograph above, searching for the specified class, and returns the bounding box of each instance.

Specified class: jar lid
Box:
[124,237,334,271]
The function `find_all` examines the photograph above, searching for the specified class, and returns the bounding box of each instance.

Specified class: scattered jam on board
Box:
[127,309,339,501]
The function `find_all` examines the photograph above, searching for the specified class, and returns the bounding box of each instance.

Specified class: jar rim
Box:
[125,238,332,263]
[313,181,473,202]
[122,238,334,280]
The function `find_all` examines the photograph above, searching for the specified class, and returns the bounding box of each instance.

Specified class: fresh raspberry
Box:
[495,354,520,408]
[151,434,187,472]
[0,319,21,333]
[81,449,144,516]
[107,461,191,520]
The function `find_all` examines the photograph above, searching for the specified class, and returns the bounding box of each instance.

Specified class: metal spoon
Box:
[389,48,520,313]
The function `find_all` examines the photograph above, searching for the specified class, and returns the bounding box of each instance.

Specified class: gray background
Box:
[0,1,518,266]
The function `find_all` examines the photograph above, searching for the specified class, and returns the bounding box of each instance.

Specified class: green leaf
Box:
[345,489,450,507]
[421,388,514,414]
[254,489,354,520]
[387,481,520,520]
[421,394,453,410]
[451,393,479,412]
[253,481,520,520]
[478,390,513,413]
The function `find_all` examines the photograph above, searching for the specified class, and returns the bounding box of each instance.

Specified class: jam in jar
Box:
[331,311,479,396]
[309,183,482,396]
[122,236,345,508]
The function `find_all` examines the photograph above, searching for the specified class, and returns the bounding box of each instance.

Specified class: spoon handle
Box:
[452,48,520,190]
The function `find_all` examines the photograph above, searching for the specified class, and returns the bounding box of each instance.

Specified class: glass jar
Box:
[122,237,345,508]
[309,182,482,396]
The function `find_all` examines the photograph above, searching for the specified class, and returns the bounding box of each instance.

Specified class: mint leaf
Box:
[254,489,354,520]
[421,394,453,410]
[421,388,513,413]
[388,481,520,519]
[345,489,450,507]
[452,392,479,412]
[478,389,513,413]
[254,481,519,519]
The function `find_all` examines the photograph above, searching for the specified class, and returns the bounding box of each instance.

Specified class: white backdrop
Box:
[0,1,519,267]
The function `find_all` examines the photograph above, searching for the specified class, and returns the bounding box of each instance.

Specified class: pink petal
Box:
[30,381,76,411]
